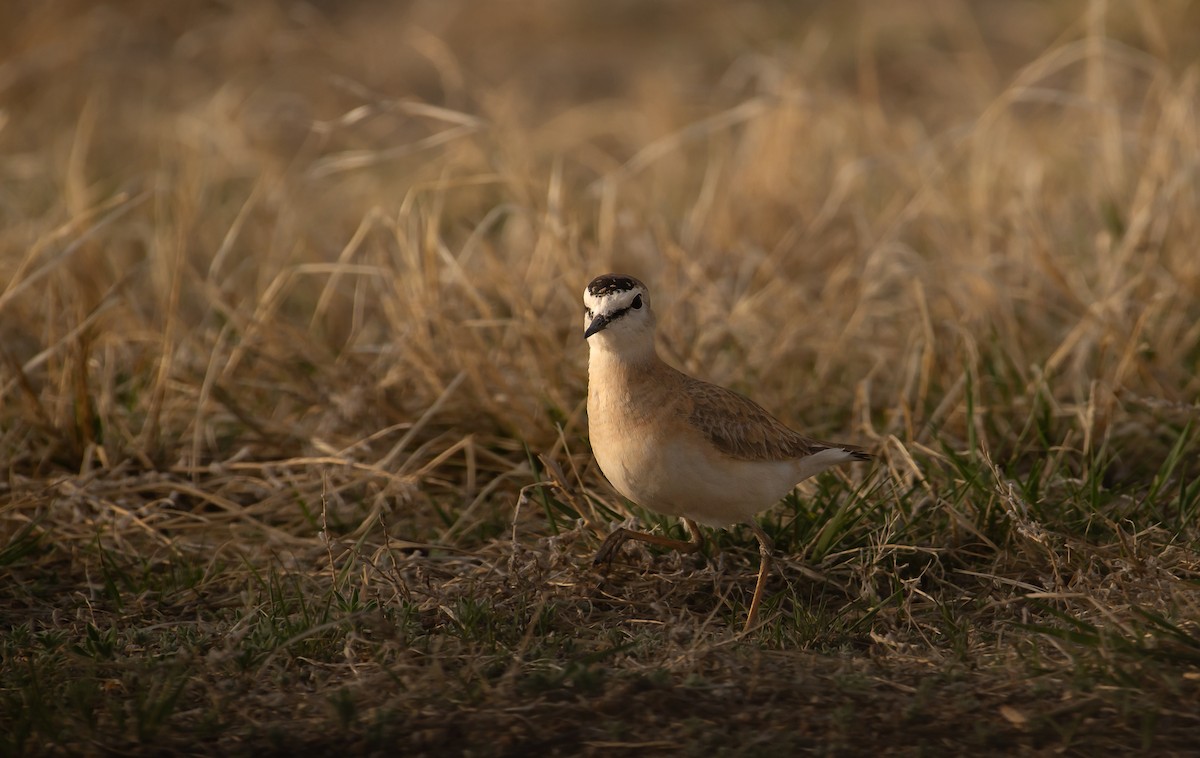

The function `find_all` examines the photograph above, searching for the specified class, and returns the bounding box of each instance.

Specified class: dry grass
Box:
[2,0,1200,755]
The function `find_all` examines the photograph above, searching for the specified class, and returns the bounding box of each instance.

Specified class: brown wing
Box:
[679,375,838,462]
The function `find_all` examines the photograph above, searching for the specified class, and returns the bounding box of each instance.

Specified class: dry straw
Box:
[1,1,1198,753]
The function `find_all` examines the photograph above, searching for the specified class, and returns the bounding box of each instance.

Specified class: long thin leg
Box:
[594,517,705,572]
[743,521,774,632]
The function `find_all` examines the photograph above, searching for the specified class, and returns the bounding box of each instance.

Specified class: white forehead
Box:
[583,284,645,312]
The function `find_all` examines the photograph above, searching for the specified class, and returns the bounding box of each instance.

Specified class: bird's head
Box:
[582,274,656,353]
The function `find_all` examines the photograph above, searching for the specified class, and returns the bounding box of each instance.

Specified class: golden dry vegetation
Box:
[2,1,1200,755]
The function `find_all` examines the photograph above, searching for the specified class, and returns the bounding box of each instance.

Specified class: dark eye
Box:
[632,294,643,309]
[585,307,593,318]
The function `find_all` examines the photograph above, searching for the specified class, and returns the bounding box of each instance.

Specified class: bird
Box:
[583,273,870,631]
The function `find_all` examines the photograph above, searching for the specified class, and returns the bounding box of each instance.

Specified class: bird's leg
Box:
[743,521,774,632]
[594,517,705,572]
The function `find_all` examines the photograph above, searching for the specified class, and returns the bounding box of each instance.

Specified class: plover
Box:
[583,273,869,631]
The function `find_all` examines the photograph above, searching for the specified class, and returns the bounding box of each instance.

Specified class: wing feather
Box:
[679,376,866,462]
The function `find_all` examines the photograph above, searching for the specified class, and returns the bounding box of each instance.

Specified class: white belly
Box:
[591,416,801,528]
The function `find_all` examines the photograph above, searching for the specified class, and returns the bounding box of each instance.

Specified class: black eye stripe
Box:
[607,303,635,321]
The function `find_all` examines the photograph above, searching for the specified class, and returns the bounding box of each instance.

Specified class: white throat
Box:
[587,326,658,365]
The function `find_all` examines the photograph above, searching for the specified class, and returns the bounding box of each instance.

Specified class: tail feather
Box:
[845,447,871,462]
[795,444,871,480]
[813,440,871,462]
